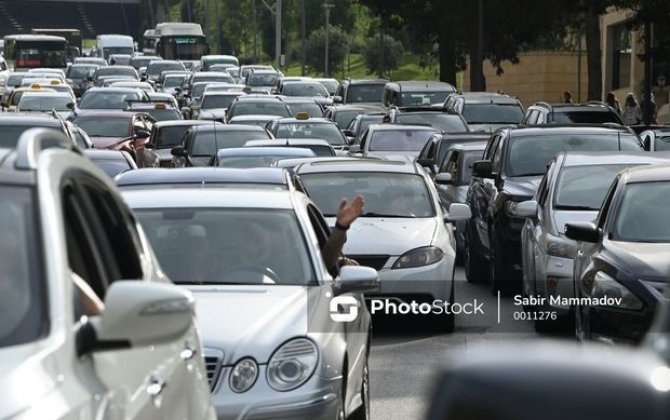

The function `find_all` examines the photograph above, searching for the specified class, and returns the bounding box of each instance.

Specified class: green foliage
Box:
[362,34,404,76]
[305,25,349,75]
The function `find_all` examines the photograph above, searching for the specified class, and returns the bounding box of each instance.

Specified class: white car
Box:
[0,128,215,420]
[295,159,471,331]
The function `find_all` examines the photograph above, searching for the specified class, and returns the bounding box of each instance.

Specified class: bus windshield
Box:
[9,40,67,69]
[158,36,208,60]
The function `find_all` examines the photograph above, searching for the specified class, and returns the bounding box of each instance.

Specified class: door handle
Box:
[146,376,166,398]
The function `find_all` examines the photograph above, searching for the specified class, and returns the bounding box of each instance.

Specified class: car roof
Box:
[369,124,438,132]
[559,151,670,167]
[296,159,420,175]
[216,147,316,157]
[508,125,634,136]
[274,117,333,124]
[250,69,280,75]
[123,188,295,210]
[624,163,670,183]
[437,132,490,141]
[84,87,144,94]
[115,167,290,188]
[229,115,282,122]
[154,120,218,128]
[190,124,267,133]
[458,93,521,105]
[245,139,330,147]
[20,91,71,98]
[73,110,135,118]
[536,102,615,111]
[447,141,488,151]
[0,114,62,126]
[272,156,359,168]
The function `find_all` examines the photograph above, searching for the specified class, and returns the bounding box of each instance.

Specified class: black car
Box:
[226,96,292,120]
[385,106,469,134]
[382,81,456,108]
[443,92,525,132]
[147,120,222,167]
[334,79,387,105]
[344,112,385,145]
[465,125,643,293]
[567,164,670,344]
[416,132,490,174]
[322,104,385,129]
[522,102,623,125]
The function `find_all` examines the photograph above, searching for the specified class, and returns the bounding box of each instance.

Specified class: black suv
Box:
[464,125,643,293]
[521,102,623,125]
[444,92,525,132]
[334,79,387,105]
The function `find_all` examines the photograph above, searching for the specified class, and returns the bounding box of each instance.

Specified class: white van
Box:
[96,34,134,61]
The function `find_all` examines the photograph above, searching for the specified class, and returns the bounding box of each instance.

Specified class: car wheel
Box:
[348,360,370,420]
[464,228,488,283]
[489,238,514,296]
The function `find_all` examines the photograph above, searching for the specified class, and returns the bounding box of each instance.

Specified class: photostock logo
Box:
[329,296,360,323]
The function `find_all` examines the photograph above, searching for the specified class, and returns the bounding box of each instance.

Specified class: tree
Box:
[362,33,404,76]
[305,25,349,75]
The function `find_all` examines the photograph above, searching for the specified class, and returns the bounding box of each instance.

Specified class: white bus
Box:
[3,34,68,71]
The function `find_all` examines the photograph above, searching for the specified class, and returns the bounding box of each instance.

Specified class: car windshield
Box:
[551,111,621,124]
[79,91,141,109]
[74,118,129,137]
[67,65,97,79]
[156,125,190,148]
[193,75,233,84]
[202,95,237,109]
[148,62,185,76]
[192,131,268,155]
[218,155,288,168]
[462,104,525,124]
[282,83,329,97]
[395,113,468,133]
[460,150,485,185]
[135,208,315,285]
[249,73,280,86]
[229,102,291,118]
[369,129,435,151]
[286,102,323,118]
[0,186,45,348]
[18,95,71,111]
[554,164,631,210]
[654,135,670,151]
[401,91,450,106]
[163,75,187,88]
[613,182,670,242]
[319,80,339,94]
[507,134,642,177]
[333,109,365,128]
[97,67,136,78]
[301,172,435,218]
[276,122,345,145]
[346,84,384,103]
[144,108,180,121]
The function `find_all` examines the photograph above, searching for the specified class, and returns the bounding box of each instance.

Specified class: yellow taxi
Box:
[2,84,56,111]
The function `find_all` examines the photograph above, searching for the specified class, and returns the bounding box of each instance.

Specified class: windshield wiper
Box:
[554,205,598,211]
[361,212,414,218]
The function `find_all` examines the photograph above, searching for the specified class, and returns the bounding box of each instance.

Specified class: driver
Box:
[386,189,414,216]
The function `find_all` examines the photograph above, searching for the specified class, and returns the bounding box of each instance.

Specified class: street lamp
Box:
[323,3,334,77]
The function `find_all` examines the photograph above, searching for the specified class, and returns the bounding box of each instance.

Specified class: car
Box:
[186,71,236,92]
[228,114,282,127]
[322,104,385,130]
[146,91,180,109]
[123,185,377,420]
[146,60,186,83]
[70,110,156,165]
[193,91,247,121]
[116,167,295,190]
[433,141,487,258]
[277,80,330,98]
[83,148,138,177]
[295,159,471,332]
[382,81,456,108]
[89,65,139,88]
[314,77,339,96]
[280,96,325,118]
[349,124,438,159]
[108,53,132,65]
[160,73,189,95]
[416,132,490,175]
[444,92,525,132]
[344,112,386,144]
[385,106,470,133]
[0,113,78,149]
[334,79,387,105]
[65,63,101,96]
[77,87,149,110]
[129,54,162,70]
[74,56,107,66]
[639,127,670,151]
[239,64,276,83]
[147,120,223,167]
[200,54,239,71]
[0,127,215,420]
[519,151,670,332]
[109,80,155,92]
[522,101,624,125]
[566,164,670,344]
[464,125,644,294]
[2,85,56,111]
[226,96,292,120]
[213,146,316,168]
[244,69,282,91]
[172,124,274,167]
[16,91,74,118]
[266,115,349,154]
[245,138,336,157]
[184,81,228,108]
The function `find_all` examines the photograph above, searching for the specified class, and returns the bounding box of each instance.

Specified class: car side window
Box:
[491,137,504,174]
[484,135,500,160]
[444,151,458,177]
[306,204,331,249]
[597,176,620,230]
[359,129,370,150]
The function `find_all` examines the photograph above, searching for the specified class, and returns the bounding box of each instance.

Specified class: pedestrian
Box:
[563,91,573,104]
[606,92,622,116]
[622,93,643,125]
[641,92,658,125]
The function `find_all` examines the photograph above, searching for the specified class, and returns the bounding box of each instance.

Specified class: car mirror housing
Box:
[89,281,195,350]
[333,95,343,104]
[336,265,380,295]
[509,200,539,218]
[565,222,600,243]
[434,173,453,185]
[171,146,187,157]
[472,160,494,179]
[445,203,471,222]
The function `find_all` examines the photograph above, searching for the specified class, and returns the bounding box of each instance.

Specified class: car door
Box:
[437,150,459,206]
[522,164,551,297]
[470,135,500,251]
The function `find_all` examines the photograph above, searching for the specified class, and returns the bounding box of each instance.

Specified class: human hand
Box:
[336,195,364,228]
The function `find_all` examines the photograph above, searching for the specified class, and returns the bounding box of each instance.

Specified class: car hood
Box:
[90,136,130,149]
[365,151,419,161]
[187,285,327,364]
[503,176,543,199]
[468,123,518,133]
[604,240,670,281]
[326,217,437,256]
[552,210,599,234]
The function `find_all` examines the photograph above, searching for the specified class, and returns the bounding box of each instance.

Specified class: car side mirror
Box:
[417,158,434,168]
[335,265,380,295]
[333,95,343,104]
[171,146,187,157]
[66,102,75,110]
[472,160,494,179]
[341,129,354,138]
[434,173,453,185]
[565,222,600,243]
[134,128,151,139]
[445,203,471,222]
[509,200,538,218]
[87,281,195,351]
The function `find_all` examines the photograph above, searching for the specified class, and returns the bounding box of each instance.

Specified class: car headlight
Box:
[267,338,318,392]
[229,358,258,393]
[546,234,577,259]
[392,246,444,269]
[592,271,643,310]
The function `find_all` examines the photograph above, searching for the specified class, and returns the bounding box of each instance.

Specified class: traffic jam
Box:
[0,11,669,420]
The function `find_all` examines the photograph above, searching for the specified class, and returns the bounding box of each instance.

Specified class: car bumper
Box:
[213,366,340,420]
[366,256,454,302]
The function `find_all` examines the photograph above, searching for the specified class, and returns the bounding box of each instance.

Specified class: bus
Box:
[31,29,81,61]
[143,29,159,54]
[3,34,68,71]
[154,22,208,61]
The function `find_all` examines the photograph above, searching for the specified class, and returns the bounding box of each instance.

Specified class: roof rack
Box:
[15,128,76,170]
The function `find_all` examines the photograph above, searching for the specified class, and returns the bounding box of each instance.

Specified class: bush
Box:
[362,34,404,76]
[305,25,349,75]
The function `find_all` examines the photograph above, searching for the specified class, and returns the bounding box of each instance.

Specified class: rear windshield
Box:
[462,104,524,124]
[551,110,622,124]
[554,164,631,210]
[346,84,384,103]
[369,129,436,152]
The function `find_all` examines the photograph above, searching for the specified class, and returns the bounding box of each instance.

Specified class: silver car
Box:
[519,151,670,332]
[124,187,378,420]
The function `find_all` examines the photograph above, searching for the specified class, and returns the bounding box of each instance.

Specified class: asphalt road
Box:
[368,267,573,420]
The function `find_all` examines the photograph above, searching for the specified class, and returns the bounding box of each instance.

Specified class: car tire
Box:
[489,238,514,296]
[464,227,488,283]
[347,360,370,420]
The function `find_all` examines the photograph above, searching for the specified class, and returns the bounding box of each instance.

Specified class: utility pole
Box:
[184,0,192,21]
[301,0,306,76]
[215,0,222,54]
[252,0,258,62]
[379,17,385,78]
[642,21,654,125]
[323,3,334,77]
[275,0,282,69]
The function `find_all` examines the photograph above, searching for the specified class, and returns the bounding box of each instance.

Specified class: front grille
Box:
[348,255,389,270]
[203,348,224,392]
